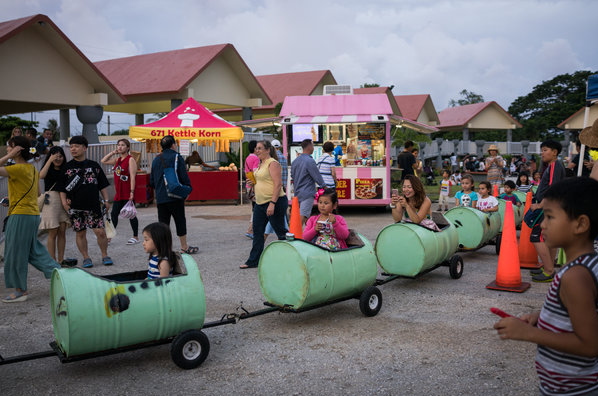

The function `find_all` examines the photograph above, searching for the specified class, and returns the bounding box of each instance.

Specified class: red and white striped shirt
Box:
[536,253,598,395]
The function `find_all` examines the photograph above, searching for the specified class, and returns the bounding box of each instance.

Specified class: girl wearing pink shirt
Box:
[303,188,349,250]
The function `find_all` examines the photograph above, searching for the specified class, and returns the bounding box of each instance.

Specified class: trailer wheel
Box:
[495,234,502,255]
[171,330,210,370]
[359,286,382,317]
[449,255,464,279]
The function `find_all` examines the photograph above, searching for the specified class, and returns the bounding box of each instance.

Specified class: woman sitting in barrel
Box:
[391,174,439,231]
[303,188,349,250]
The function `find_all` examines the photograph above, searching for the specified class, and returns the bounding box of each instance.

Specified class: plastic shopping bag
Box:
[105,217,117,239]
[119,200,137,219]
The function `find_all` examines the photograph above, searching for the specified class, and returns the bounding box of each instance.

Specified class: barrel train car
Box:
[2,205,524,370]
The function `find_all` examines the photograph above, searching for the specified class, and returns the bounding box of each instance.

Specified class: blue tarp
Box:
[588,74,598,100]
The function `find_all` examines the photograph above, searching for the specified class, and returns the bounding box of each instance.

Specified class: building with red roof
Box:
[394,95,439,126]
[216,70,337,122]
[95,44,272,118]
[437,101,521,143]
[0,14,124,115]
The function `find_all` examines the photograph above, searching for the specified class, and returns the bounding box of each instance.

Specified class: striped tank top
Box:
[536,253,598,395]
[147,255,172,279]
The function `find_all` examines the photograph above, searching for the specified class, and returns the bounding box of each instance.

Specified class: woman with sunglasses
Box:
[101,138,139,245]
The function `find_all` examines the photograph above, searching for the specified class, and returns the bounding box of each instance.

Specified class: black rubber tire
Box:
[449,255,464,279]
[495,233,502,255]
[170,330,210,370]
[359,286,382,317]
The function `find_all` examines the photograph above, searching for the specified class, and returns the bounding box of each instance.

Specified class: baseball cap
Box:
[271,139,281,147]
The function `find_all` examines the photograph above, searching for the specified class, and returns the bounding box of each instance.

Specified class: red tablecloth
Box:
[134,173,154,205]
[187,171,238,201]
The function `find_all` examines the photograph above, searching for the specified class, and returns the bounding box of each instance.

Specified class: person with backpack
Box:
[149,135,198,254]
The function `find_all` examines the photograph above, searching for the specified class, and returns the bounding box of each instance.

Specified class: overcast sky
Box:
[3,0,597,133]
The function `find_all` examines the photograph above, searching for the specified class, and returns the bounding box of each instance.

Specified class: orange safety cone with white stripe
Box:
[519,191,540,269]
[486,201,530,293]
[288,196,303,239]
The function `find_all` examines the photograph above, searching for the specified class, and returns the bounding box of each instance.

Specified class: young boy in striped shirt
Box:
[494,177,598,395]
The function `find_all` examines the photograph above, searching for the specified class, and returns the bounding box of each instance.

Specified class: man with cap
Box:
[271,139,288,192]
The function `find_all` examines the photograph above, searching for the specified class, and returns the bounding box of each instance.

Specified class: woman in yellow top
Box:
[1,136,60,302]
[240,140,288,269]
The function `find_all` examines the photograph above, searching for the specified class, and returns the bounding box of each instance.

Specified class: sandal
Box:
[2,291,28,303]
[102,256,114,266]
[127,237,140,245]
[82,258,93,268]
[181,246,199,254]
[239,264,257,269]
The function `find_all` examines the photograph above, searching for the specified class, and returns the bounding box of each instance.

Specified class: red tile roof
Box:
[96,44,244,97]
[438,101,522,128]
[394,95,430,121]
[256,70,336,107]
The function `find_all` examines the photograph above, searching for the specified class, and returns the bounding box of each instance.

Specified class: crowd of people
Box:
[1,132,199,302]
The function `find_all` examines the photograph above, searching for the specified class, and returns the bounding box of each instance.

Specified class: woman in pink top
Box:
[303,188,349,250]
[244,140,260,238]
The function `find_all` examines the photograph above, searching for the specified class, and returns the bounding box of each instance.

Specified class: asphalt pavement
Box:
[0,202,550,395]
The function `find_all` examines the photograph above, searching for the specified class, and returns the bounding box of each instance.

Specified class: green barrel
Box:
[258,233,378,310]
[50,254,205,358]
[513,191,527,203]
[444,207,501,249]
[498,199,523,231]
[532,185,538,193]
[374,220,459,277]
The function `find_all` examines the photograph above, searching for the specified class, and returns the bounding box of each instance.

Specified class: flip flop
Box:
[127,238,140,245]
[2,291,28,303]
[181,246,199,254]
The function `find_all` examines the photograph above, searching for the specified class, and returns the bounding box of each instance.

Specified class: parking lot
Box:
[0,203,549,395]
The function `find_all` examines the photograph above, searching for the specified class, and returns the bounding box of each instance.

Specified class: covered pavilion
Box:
[0,14,125,142]
[437,101,522,155]
[558,104,598,139]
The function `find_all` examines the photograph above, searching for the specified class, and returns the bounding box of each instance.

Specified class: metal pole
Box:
[240,139,243,205]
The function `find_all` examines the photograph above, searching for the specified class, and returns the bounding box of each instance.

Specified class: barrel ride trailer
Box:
[444,206,502,255]
[258,230,383,317]
[374,212,464,283]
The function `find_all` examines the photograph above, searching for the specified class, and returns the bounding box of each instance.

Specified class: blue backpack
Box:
[159,154,191,200]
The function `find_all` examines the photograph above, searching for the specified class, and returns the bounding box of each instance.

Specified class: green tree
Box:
[46,118,59,140]
[111,129,129,136]
[0,116,38,144]
[391,126,432,149]
[448,89,484,107]
[508,70,595,141]
[360,83,380,88]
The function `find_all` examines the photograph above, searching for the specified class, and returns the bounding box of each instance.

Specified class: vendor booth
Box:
[129,97,243,202]
[279,94,437,206]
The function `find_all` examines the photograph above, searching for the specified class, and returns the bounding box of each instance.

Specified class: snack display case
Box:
[280,94,437,206]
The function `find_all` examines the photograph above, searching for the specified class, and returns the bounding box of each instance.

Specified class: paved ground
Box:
[0,202,549,395]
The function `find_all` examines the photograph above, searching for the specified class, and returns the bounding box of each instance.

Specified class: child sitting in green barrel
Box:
[498,180,522,207]
[303,188,349,250]
[143,222,176,279]
[476,181,499,213]
[454,174,478,208]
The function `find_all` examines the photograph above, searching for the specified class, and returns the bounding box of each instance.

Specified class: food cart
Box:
[279,94,437,206]
[129,98,243,203]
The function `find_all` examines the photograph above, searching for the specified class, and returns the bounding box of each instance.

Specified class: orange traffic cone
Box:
[486,201,530,293]
[492,184,499,197]
[518,191,540,269]
[288,196,303,239]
